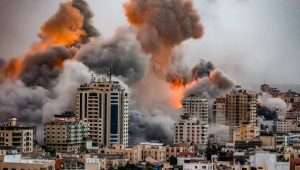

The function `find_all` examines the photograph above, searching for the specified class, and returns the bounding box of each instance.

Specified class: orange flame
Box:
[40,2,85,46]
[0,2,85,81]
[2,58,24,80]
[168,79,197,109]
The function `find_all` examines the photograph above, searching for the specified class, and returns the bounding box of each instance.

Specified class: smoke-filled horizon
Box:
[0,0,299,144]
[0,0,229,144]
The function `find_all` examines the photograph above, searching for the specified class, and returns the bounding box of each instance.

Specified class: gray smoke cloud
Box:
[77,27,149,85]
[0,80,49,124]
[42,60,95,122]
[209,124,230,143]
[0,0,237,146]
[258,93,290,114]
[72,0,100,40]
[129,111,174,145]
[186,70,233,98]
[167,59,217,84]
[124,0,204,53]
[192,60,215,79]
[20,46,72,88]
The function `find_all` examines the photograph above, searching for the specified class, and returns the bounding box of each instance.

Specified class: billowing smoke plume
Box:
[129,111,174,144]
[42,60,95,122]
[0,80,49,124]
[0,0,99,130]
[192,61,215,79]
[167,59,233,99]
[186,70,233,98]
[77,27,149,85]
[40,2,85,46]
[258,93,290,114]
[0,0,237,145]
[124,0,204,74]
[72,0,100,39]
[20,46,72,88]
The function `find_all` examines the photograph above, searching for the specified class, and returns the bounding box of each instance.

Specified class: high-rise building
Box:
[182,95,209,124]
[174,95,209,145]
[0,118,34,153]
[76,76,129,148]
[213,97,226,125]
[225,86,257,140]
[44,112,89,153]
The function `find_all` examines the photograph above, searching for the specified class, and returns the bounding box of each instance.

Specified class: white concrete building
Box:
[249,152,289,170]
[76,76,129,148]
[177,157,215,170]
[0,155,55,170]
[0,118,34,153]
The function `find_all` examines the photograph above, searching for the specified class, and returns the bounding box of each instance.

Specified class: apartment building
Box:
[76,76,129,148]
[175,95,209,145]
[225,86,257,140]
[0,118,34,153]
[213,97,226,125]
[45,112,89,153]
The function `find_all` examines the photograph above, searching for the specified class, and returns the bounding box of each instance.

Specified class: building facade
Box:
[225,86,257,140]
[213,97,226,125]
[0,155,55,170]
[76,77,129,148]
[182,95,209,124]
[175,95,209,145]
[0,118,34,153]
[100,143,167,164]
[174,118,208,145]
[45,112,89,153]
[233,122,260,142]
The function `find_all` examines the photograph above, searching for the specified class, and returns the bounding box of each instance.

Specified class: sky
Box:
[0,0,299,86]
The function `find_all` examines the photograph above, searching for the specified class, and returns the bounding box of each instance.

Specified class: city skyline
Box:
[0,0,299,169]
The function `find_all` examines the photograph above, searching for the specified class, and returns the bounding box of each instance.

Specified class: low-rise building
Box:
[0,118,34,153]
[177,157,215,170]
[276,117,300,133]
[260,134,276,150]
[233,122,260,142]
[99,142,167,164]
[249,152,289,170]
[0,155,55,170]
[45,112,89,153]
[166,143,195,159]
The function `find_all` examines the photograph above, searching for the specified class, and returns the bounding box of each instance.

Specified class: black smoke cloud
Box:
[72,0,100,39]
[20,46,72,88]
[186,70,233,98]
[192,60,215,79]
[77,27,149,85]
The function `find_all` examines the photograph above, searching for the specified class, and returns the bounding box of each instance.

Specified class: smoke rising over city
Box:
[0,0,299,145]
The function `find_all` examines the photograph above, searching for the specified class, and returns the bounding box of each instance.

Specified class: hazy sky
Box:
[0,0,299,85]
